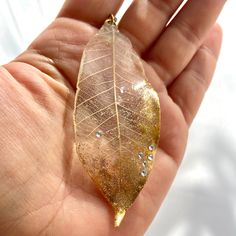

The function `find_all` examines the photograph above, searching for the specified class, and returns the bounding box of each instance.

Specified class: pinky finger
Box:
[168,24,223,126]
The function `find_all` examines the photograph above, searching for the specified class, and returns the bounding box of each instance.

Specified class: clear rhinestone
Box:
[143,160,147,167]
[138,152,144,159]
[95,130,103,138]
[140,169,147,177]
[148,154,153,161]
[148,145,155,151]
[120,86,125,94]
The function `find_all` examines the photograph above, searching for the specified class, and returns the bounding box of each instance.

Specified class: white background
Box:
[0,1,235,235]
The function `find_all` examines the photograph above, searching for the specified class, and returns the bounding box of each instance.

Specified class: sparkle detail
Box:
[140,169,147,177]
[138,152,144,159]
[96,130,103,138]
[143,160,147,167]
[148,145,155,151]
[148,154,153,161]
[120,86,125,93]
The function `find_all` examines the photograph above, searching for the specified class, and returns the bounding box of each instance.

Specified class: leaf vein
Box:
[79,66,112,83]
[86,114,116,137]
[76,103,115,125]
[77,87,113,108]
[120,123,143,137]
[116,73,134,85]
[83,53,111,65]
[117,104,148,121]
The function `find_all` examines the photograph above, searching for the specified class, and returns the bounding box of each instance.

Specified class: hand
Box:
[0,0,225,235]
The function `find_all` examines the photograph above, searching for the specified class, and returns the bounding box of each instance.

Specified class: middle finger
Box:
[119,0,185,54]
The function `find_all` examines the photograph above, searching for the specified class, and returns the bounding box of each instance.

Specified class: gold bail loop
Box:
[105,14,117,26]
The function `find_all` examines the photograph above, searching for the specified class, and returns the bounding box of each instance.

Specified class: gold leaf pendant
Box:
[73,15,160,227]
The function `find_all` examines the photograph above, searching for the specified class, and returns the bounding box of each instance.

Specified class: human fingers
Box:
[146,0,226,86]
[168,24,223,126]
[119,0,184,54]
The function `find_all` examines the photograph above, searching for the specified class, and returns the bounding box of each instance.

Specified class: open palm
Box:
[0,0,225,235]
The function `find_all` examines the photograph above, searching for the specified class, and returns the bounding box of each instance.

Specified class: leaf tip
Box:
[114,209,126,227]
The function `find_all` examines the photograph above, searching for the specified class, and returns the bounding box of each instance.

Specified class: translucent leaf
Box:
[73,18,160,227]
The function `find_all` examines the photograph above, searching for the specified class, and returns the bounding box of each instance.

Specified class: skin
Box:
[0,0,226,235]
